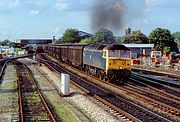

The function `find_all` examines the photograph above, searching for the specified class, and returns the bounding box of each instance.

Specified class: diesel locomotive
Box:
[43,43,131,83]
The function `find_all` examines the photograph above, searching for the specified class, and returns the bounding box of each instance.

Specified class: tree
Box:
[62,28,81,43]
[164,47,171,55]
[0,39,14,46]
[124,30,149,44]
[80,38,94,44]
[94,28,116,43]
[172,32,180,45]
[116,36,125,44]
[149,28,179,53]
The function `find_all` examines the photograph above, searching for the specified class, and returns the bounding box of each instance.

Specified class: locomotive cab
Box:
[103,45,131,82]
[104,50,131,70]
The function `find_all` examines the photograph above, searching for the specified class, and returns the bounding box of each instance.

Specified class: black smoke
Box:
[91,0,125,31]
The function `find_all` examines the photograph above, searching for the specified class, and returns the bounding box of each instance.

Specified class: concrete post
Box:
[61,73,70,96]
[33,54,36,62]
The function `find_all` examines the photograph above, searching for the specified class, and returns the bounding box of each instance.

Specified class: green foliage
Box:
[14,48,22,52]
[0,39,14,46]
[116,36,125,44]
[164,47,171,54]
[124,30,149,44]
[80,38,94,44]
[172,32,180,45]
[94,28,115,43]
[62,28,80,43]
[174,39,180,45]
[149,28,179,53]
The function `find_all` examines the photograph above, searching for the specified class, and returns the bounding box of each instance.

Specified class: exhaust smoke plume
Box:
[91,0,125,31]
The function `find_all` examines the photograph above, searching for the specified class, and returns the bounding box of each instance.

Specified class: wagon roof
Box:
[54,43,87,46]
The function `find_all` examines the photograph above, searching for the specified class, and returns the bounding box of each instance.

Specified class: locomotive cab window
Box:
[120,51,130,58]
[108,50,119,57]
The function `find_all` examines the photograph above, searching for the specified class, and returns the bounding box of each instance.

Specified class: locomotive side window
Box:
[120,51,130,58]
[108,50,119,57]
[103,51,106,57]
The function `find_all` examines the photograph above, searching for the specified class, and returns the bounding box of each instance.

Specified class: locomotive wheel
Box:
[109,75,115,83]
[105,76,110,83]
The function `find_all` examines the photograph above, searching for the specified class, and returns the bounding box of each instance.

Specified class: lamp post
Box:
[53,36,56,44]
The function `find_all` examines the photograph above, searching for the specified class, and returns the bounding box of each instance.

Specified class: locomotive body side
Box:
[83,50,106,69]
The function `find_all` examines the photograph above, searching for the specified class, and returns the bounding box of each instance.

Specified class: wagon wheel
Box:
[85,66,90,74]
[99,72,103,80]
[98,70,105,81]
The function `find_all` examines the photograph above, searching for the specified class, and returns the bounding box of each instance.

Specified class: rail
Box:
[13,60,56,122]
[0,59,10,79]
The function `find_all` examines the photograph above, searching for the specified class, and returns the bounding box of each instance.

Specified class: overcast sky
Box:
[0,0,179,41]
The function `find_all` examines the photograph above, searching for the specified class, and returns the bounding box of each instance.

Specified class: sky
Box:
[0,0,180,41]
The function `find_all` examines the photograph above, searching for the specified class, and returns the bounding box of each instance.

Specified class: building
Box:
[123,44,154,64]
[16,39,52,45]
[78,31,93,39]
[15,39,52,52]
[0,46,15,58]
[125,27,131,35]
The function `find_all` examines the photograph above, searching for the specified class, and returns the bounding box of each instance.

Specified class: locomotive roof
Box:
[84,43,130,51]
[104,43,130,51]
[84,43,106,50]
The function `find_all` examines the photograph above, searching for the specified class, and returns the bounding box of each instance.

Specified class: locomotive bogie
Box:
[107,69,131,82]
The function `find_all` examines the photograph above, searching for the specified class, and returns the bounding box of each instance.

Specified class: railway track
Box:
[13,60,56,122]
[0,56,29,79]
[123,83,180,109]
[129,75,180,102]
[132,68,180,88]
[108,81,180,121]
[0,59,10,79]
[130,73,180,98]
[132,67,180,79]
[39,54,141,122]
[39,54,173,122]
